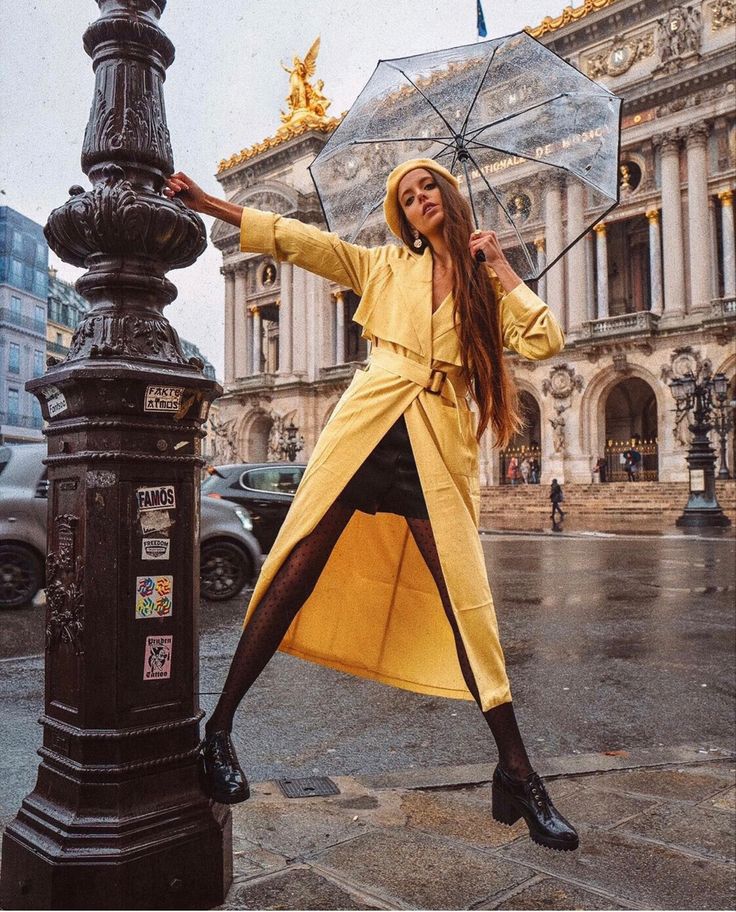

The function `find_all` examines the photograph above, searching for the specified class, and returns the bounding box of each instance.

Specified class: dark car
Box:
[202,462,307,552]
[0,444,263,609]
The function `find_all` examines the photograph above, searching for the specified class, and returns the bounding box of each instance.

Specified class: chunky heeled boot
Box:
[200,730,250,804]
[492,764,579,851]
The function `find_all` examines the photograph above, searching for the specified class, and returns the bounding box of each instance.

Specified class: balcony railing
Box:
[709,296,736,319]
[583,310,660,339]
[0,411,44,430]
[0,307,45,336]
[47,340,70,356]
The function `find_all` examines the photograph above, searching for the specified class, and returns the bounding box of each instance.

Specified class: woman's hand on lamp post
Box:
[163,171,243,228]
[469,229,522,295]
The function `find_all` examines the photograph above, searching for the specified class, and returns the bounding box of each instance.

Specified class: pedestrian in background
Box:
[550,478,565,523]
[520,456,531,485]
[593,456,607,483]
[529,456,540,484]
[507,455,519,486]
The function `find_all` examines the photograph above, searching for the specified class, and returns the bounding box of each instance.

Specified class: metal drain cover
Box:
[276,776,340,798]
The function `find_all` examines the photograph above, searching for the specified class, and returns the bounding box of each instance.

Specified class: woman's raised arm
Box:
[164,171,375,295]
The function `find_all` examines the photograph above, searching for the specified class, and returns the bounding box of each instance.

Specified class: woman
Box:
[165,159,579,851]
[506,455,519,486]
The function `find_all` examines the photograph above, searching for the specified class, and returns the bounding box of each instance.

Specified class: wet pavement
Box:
[219,753,735,910]
[1,531,733,835]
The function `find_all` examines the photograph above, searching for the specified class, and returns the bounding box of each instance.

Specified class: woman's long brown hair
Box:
[398,171,523,448]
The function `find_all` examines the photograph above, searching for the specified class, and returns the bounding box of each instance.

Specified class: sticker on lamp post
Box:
[144,385,184,412]
[140,509,174,535]
[43,385,68,417]
[689,469,705,493]
[136,575,173,618]
[142,537,171,561]
[136,485,176,511]
[143,635,172,680]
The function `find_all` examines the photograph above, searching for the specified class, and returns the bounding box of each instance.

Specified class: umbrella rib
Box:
[459,44,499,137]
[465,93,568,138]
[385,64,457,136]
[463,147,535,275]
[349,136,456,151]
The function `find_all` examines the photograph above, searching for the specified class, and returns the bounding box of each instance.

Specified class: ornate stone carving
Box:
[585,32,654,79]
[45,515,85,656]
[267,410,284,462]
[654,5,703,74]
[243,190,295,215]
[208,414,239,463]
[549,402,570,454]
[710,0,735,29]
[541,363,585,400]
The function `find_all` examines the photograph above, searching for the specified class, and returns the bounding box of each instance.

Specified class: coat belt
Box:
[368,347,469,400]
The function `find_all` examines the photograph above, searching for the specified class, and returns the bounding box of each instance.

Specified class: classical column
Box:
[657,131,686,317]
[534,237,546,300]
[686,123,712,311]
[646,209,664,315]
[278,262,293,374]
[251,306,262,374]
[333,290,345,364]
[223,266,235,385]
[543,177,565,329]
[565,180,587,334]
[291,267,307,375]
[585,232,596,321]
[594,222,609,319]
[233,267,248,379]
[719,189,736,296]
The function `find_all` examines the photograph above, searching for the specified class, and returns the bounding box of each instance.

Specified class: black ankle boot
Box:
[200,731,250,804]
[492,764,579,851]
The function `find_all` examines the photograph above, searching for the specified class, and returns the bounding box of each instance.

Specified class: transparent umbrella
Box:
[309,31,622,280]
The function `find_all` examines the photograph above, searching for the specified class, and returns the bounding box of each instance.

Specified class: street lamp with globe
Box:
[668,370,731,527]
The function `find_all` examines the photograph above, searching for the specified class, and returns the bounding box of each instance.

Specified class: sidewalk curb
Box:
[334,745,735,793]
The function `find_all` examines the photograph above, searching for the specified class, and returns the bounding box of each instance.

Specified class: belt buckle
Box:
[427,368,447,395]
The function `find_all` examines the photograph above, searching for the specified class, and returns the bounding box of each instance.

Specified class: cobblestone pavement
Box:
[220,749,736,911]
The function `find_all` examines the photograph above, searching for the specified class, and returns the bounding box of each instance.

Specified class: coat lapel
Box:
[387,251,432,359]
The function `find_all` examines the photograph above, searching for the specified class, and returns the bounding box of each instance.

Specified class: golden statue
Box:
[278,37,332,133]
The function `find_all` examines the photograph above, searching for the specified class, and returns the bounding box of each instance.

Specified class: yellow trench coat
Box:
[240,207,564,711]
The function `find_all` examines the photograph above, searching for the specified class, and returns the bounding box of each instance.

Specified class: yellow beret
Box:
[383,158,459,242]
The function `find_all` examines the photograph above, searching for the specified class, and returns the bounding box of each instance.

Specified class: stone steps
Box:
[480,480,736,521]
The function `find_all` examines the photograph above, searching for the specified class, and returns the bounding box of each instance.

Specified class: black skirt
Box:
[336,413,430,520]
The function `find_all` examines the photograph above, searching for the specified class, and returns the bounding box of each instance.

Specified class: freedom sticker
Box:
[144,385,183,412]
[44,385,68,417]
[135,575,173,618]
[136,485,176,512]
[143,635,172,680]
[141,537,170,561]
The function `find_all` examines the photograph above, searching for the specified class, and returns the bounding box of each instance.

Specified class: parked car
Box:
[202,462,306,552]
[0,444,263,609]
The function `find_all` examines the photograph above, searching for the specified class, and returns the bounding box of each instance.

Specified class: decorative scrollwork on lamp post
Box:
[668,368,731,527]
[711,373,733,480]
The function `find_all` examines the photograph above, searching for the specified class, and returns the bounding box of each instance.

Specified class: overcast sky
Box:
[0,0,565,378]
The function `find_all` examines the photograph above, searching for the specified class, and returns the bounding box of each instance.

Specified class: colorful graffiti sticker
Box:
[143,635,172,680]
[136,575,173,619]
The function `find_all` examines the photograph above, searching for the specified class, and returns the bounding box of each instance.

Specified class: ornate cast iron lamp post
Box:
[280,420,305,463]
[711,373,733,480]
[669,370,731,528]
[0,2,229,909]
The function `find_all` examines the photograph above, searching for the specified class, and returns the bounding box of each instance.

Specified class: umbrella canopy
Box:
[309,31,622,281]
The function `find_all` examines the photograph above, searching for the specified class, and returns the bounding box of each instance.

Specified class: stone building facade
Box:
[211,0,735,485]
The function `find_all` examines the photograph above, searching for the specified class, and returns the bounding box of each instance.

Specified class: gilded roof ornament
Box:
[526,0,619,38]
[217,37,342,174]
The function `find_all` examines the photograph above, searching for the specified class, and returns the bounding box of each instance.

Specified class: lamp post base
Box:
[1,796,231,911]
[675,507,732,527]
